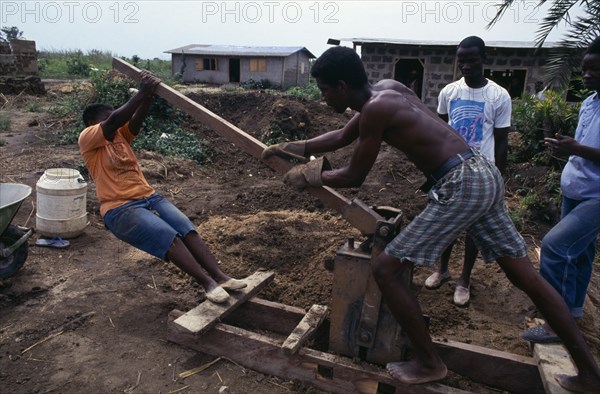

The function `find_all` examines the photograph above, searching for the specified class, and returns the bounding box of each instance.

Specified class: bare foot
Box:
[555,373,600,393]
[386,360,447,384]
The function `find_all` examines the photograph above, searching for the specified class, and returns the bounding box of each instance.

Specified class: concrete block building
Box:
[165,44,315,89]
[335,38,560,111]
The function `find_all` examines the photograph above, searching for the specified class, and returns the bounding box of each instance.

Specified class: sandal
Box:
[205,286,229,304]
[425,271,451,289]
[35,236,70,249]
[453,285,470,307]
[220,278,247,291]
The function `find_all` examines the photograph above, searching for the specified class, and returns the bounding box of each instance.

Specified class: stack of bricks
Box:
[0,41,17,76]
[0,39,45,94]
[10,39,38,75]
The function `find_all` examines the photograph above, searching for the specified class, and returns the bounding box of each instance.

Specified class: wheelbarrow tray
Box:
[0,183,32,235]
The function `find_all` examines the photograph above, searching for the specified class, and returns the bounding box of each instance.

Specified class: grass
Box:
[38,49,174,83]
[0,114,11,132]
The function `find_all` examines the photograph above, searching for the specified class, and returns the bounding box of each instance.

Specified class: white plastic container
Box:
[36,168,88,238]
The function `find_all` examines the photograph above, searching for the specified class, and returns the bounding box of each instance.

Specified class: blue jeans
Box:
[103,194,196,260]
[540,196,600,318]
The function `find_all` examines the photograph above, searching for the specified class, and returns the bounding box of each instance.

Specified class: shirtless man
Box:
[262,46,600,392]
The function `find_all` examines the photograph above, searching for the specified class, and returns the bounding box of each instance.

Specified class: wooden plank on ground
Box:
[434,339,545,394]
[532,342,576,394]
[282,304,328,355]
[172,271,274,335]
[168,310,467,394]
[111,57,383,235]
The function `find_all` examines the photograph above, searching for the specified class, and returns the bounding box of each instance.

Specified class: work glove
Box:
[261,140,309,163]
[283,157,331,192]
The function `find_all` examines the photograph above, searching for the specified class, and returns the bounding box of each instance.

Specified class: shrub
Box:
[286,82,320,100]
[66,54,91,77]
[241,78,274,90]
[0,114,11,132]
[511,90,580,168]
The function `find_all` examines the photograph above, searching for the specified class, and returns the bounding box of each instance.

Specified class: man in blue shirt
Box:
[521,37,600,368]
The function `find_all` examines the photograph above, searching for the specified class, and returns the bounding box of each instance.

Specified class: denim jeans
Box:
[540,196,600,318]
[103,194,196,260]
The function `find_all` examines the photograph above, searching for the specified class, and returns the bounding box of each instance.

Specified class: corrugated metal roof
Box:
[165,44,315,57]
[336,37,560,49]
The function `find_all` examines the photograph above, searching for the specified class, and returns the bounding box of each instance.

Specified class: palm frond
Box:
[542,0,600,88]
[534,0,581,46]
[486,0,550,29]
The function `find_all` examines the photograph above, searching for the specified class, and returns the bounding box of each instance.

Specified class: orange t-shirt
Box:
[78,123,154,216]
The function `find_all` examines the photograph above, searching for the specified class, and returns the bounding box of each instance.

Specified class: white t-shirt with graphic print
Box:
[437,77,511,162]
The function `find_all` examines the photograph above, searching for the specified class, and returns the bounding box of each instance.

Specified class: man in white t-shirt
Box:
[425,36,511,306]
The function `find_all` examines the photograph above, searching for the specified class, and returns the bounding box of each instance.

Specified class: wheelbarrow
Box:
[0,183,34,279]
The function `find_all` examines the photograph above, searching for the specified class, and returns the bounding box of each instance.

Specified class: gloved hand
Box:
[261,140,308,163]
[283,157,331,191]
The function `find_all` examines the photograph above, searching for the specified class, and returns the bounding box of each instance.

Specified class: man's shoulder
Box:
[485,79,510,96]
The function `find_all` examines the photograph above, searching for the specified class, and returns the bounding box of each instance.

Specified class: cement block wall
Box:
[0,39,38,76]
[360,43,552,112]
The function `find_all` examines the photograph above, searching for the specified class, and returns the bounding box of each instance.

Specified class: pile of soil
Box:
[0,81,598,393]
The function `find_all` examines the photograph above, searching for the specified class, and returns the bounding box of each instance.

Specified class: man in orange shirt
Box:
[79,70,245,303]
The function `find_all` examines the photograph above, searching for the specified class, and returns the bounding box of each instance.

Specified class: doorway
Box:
[394,58,424,99]
[229,58,240,83]
[484,69,527,99]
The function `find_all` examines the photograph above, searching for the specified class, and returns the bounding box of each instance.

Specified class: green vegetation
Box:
[38,49,173,82]
[47,61,208,163]
[0,114,11,132]
[511,90,580,168]
[286,82,321,100]
[25,99,43,112]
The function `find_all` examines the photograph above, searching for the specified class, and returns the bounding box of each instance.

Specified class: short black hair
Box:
[311,46,368,89]
[585,36,600,56]
[83,103,113,126]
[458,36,487,58]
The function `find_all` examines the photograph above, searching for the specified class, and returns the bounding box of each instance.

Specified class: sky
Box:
[1,0,582,59]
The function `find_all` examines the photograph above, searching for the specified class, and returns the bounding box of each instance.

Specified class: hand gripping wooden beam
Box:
[112,57,383,234]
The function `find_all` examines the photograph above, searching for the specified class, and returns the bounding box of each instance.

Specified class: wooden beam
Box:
[282,304,328,355]
[168,310,466,394]
[172,271,274,335]
[434,339,545,394]
[532,342,576,394]
[111,57,383,235]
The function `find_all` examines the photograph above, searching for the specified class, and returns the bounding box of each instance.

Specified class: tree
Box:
[0,26,24,42]
[488,0,600,89]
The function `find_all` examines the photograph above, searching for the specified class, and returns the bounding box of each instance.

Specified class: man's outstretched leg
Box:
[498,256,600,393]
[182,232,246,290]
[167,236,229,303]
[373,252,447,384]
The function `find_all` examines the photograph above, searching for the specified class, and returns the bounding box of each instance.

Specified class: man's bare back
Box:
[368,80,469,175]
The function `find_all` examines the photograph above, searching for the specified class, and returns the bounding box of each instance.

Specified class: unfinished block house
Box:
[334,38,559,111]
[165,44,315,88]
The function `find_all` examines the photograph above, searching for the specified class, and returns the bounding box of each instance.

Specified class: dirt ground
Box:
[1,80,599,394]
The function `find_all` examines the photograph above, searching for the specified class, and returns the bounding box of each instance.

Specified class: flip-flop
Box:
[35,237,70,249]
[521,325,561,343]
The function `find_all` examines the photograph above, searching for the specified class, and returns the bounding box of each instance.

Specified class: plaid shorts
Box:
[384,153,527,266]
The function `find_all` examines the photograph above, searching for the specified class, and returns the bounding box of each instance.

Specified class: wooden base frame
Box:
[168,296,547,394]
